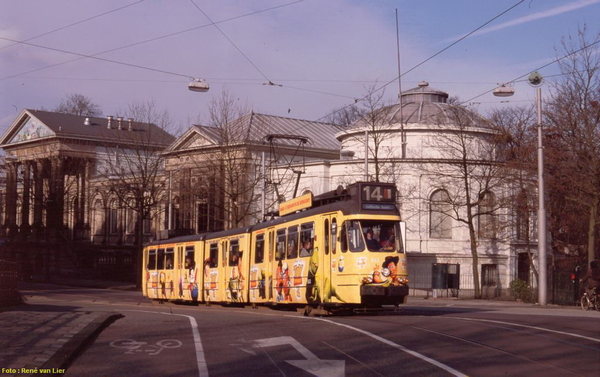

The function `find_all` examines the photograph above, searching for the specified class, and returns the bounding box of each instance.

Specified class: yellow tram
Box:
[142,182,408,313]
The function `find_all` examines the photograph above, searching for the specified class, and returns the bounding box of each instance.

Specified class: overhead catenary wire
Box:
[189,0,279,85]
[313,0,527,127]
[0,0,145,52]
[0,0,304,82]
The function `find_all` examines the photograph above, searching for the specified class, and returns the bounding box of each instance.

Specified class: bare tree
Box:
[174,90,263,231]
[341,86,398,182]
[423,104,509,298]
[544,26,600,266]
[97,101,174,285]
[489,105,539,283]
[54,94,102,117]
[324,103,364,128]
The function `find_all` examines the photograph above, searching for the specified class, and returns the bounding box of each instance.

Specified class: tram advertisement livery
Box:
[142,182,409,314]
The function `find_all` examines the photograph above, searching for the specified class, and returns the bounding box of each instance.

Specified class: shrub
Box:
[509,279,534,302]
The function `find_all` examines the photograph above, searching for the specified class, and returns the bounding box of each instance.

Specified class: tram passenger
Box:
[166,257,173,269]
[300,240,312,257]
[287,242,298,259]
[365,230,380,251]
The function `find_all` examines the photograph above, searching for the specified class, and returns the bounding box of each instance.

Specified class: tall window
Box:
[516,190,529,241]
[126,199,136,234]
[92,199,104,235]
[109,199,118,234]
[430,190,452,239]
[478,191,497,239]
[481,264,498,286]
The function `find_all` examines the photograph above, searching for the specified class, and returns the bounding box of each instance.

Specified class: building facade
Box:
[0,110,174,280]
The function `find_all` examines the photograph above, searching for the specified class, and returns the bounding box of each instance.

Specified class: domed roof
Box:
[349,81,487,128]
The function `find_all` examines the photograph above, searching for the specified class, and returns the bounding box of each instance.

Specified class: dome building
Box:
[275,81,534,299]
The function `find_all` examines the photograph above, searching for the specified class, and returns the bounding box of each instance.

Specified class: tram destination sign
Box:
[359,183,396,211]
[361,184,395,202]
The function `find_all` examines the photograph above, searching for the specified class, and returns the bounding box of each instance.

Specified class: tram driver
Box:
[365,229,381,251]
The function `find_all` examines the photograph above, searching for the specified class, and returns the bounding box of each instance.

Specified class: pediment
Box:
[180,133,215,149]
[1,111,55,146]
[167,127,219,152]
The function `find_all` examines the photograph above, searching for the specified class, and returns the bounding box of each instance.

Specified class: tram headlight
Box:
[381,268,390,277]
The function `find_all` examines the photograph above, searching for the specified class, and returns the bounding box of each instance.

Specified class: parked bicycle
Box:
[580,287,599,311]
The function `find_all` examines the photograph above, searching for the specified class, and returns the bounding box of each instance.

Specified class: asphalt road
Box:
[20,285,600,376]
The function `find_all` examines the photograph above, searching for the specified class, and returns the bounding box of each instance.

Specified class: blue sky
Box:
[1,0,599,136]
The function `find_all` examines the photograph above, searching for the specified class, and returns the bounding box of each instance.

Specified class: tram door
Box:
[266,229,274,301]
[176,245,184,300]
[318,214,338,304]
[215,240,228,302]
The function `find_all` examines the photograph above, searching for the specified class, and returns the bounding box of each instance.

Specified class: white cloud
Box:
[447,0,600,41]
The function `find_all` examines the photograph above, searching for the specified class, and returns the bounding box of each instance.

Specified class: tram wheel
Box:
[303,305,312,316]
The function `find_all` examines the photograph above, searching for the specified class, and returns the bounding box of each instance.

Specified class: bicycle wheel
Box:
[581,295,591,311]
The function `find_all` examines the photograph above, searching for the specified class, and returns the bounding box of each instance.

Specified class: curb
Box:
[33,312,124,376]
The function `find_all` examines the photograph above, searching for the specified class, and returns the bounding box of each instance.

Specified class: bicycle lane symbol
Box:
[110,339,183,356]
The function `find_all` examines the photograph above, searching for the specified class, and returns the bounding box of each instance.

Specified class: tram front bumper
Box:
[360,284,409,305]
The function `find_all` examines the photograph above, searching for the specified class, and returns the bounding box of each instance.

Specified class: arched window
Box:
[126,198,136,234]
[109,199,118,234]
[92,199,104,236]
[478,191,497,239]
[430,190,452,239]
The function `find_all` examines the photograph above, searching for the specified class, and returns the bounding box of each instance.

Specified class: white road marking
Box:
[454,317,600,343]
[124,310,209,377]
[289,315,467,377]
[252,336,345,377]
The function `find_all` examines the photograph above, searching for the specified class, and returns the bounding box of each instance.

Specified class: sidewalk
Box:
[0,304,121,376]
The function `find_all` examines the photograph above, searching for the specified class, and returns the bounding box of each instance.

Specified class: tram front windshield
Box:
[347,220,403,253]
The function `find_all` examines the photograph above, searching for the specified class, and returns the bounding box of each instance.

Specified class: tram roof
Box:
[144,182,400,247]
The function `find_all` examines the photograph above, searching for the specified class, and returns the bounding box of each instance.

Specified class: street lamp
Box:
[494,72,547,305]
[188,78,210,92]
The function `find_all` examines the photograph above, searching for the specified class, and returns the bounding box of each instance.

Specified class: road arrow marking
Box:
[251,336,345,377]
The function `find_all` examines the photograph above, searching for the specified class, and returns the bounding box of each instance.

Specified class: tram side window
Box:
[331,218,337,254]
[147,249,156,270]
[166,247,174,269]
[287,226,299,259]
[276,229,286,261]
[340,223,347,253]
[229,240,241,267]
[324,219,330,255]
[255,234,265,264]
[347,220,366,252]
[157,248,165,269]
[300,223,314,257]
[185,247,195,269]
[209,244,218,268]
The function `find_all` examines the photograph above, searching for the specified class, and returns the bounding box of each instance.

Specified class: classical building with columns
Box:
[0,109,174,280]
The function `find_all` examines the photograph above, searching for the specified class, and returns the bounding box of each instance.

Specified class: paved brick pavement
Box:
[0,308,121,376]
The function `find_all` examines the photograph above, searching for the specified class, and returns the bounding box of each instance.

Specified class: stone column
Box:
[80,159,88,227]
[56,158,65,228]
[33,160,45,228]
[4,161,18,234]
[20,162,31,230]
[47,157,65,232]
